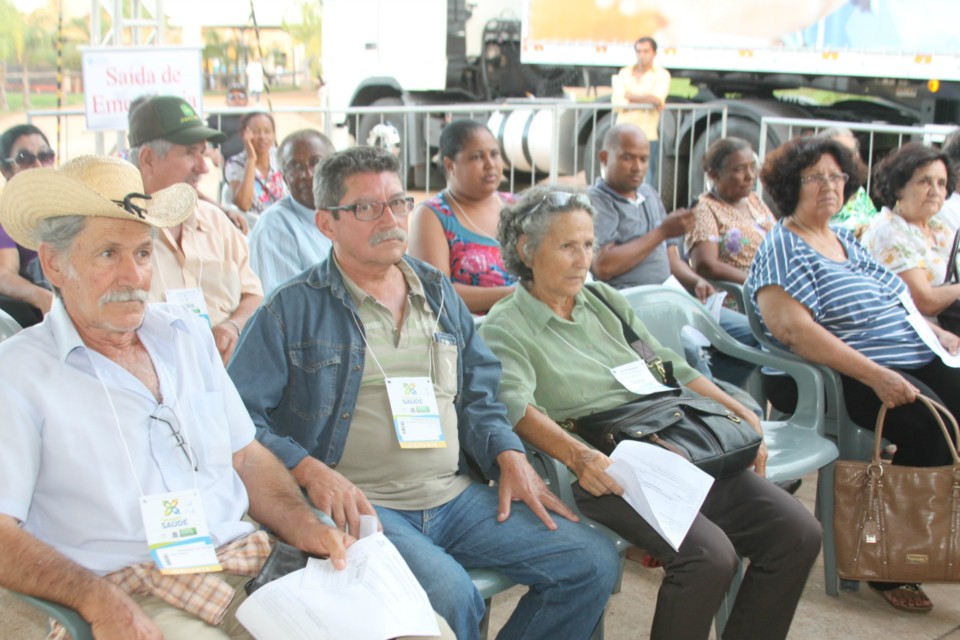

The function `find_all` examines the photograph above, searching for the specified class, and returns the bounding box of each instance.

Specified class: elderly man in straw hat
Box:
[129,95,263,365]
[0,156,360,639]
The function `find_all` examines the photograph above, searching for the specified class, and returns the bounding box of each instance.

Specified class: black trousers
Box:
[764,357,959,468]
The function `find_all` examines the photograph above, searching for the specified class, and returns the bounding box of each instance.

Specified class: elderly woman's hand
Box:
[869,367,920,409]
[572,448,624,497]
[933,324,960,356]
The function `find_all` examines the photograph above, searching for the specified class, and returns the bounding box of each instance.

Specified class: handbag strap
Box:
[873,394,960,464]
[945,227,960,284]
[584,283,676,385]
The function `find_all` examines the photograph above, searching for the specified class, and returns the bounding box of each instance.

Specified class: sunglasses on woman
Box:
[3,149,56,170]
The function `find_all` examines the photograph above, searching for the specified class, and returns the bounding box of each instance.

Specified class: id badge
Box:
[165,288,212,327]
[140,489,223,575]
[611,361,672,396]
[384,377,446,449]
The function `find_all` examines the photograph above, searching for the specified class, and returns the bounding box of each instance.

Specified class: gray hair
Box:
[943,129,960,167]
[498,185,596,283]
[34,215,87,298]
[128,138,174,169]
[314,147,401,218]
[34,214,157,298]
[815,126,855,140]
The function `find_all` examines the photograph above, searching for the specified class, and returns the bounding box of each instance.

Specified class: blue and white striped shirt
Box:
[747,222,934,369]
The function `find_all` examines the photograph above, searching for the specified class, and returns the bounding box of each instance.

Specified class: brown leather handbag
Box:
[833,395,960,583]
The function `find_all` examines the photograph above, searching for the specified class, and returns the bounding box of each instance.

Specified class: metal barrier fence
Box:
[757,117,958,197]
[28,100,727,210]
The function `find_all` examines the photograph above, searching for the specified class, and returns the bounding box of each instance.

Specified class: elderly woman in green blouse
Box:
[479,185,821,640]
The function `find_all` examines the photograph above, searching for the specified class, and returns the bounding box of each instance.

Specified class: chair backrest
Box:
[741,283,876,460]
[0,309,23,343]
[617,285,840,474]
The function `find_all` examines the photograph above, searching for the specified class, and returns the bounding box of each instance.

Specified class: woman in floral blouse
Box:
[225,111,287,220]
[860,143,958,319]
[686,137,775,284]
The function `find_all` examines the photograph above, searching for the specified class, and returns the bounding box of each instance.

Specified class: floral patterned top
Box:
[422,191,518,288]
[859,207,954,285]
[224,147,288,214]
[685,192,775,272]
[830,186,877,234]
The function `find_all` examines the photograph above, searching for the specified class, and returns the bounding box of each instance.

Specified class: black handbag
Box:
[570,284,763,478]
[937,227,960,334]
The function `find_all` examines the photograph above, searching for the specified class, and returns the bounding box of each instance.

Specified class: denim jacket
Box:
[227,255,524,482]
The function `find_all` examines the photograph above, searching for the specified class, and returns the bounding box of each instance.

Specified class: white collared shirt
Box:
[0,299,255,575]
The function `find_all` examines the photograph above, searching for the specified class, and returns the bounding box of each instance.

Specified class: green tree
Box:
[0,0,25,110]
[284,0,323,82]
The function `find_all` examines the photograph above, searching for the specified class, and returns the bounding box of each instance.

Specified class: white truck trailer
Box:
[322,0,960,198]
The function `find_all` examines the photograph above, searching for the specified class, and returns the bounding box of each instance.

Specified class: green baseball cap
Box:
[128,96,227,147]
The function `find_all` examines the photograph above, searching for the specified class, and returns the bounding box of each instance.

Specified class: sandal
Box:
[625,546,664,569]
[871,583,933,613]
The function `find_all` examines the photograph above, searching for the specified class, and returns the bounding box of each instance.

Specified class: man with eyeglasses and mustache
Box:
[129,95,263,365]
[248,129,336,296]
[228,146,620,640]
[0,155,361,640]
[0,124,56,327]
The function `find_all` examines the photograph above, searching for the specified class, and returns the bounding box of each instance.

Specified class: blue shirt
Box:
[747,222,934,369]
[227,255,524,482]
[249,195,332,297]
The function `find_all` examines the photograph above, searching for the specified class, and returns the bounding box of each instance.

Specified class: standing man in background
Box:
[612,37,671,186]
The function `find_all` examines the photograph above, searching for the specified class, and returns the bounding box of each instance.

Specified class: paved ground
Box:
[3,471,960,639]
[2,91,959,638]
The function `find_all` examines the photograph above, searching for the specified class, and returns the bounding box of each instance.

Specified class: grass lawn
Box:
[1,92,86,112]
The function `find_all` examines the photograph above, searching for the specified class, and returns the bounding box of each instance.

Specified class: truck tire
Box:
[357,97,405,154]
[688,117,773,205]
[582,112,615,183]
[357,96,436,187]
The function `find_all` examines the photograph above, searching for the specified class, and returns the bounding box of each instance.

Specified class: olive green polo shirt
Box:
[333,258,470,510]
[480,282,700,427]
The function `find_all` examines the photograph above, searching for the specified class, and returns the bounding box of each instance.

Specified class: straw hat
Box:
[0,155,196,250]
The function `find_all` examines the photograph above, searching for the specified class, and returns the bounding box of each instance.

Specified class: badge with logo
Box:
[385,377,446,448]
[140,489,222,574]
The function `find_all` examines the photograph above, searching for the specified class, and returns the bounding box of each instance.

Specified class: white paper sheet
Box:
[899,291,960,368]
[663,276,726,347]
[604,441,715,551]
[237,532,441,640]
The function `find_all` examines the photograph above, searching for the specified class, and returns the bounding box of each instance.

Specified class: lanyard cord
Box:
[94,344,199,498]
[545,315,642,372]
[348,282,445,382]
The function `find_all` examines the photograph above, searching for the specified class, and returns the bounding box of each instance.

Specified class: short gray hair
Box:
[128,138,174,169]
[815,126,855,140]
[314,147,401,218]
[498,185,595,283]
[34,215,87,298]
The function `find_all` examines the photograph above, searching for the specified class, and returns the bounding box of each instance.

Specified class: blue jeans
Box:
[374,483,620,640]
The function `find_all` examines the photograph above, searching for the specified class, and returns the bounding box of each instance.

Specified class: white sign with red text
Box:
[81,46,203,132]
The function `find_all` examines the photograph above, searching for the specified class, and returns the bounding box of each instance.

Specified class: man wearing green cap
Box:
[129,95,263,365]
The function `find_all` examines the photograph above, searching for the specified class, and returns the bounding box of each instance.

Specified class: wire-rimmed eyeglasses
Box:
[799,172,849,188]
[149,405,198,472]
[326,196,415,221]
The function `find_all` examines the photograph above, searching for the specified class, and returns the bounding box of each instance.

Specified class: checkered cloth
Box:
[47,530,273,639]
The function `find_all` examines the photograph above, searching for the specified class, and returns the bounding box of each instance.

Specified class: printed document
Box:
[604,441,714,551]
[237,532,440,640]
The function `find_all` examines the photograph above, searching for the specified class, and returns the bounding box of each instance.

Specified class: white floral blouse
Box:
[859,207,955,285]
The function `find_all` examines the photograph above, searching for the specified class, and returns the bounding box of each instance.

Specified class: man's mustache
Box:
[369,228,407,246]
[99,288,148,307]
